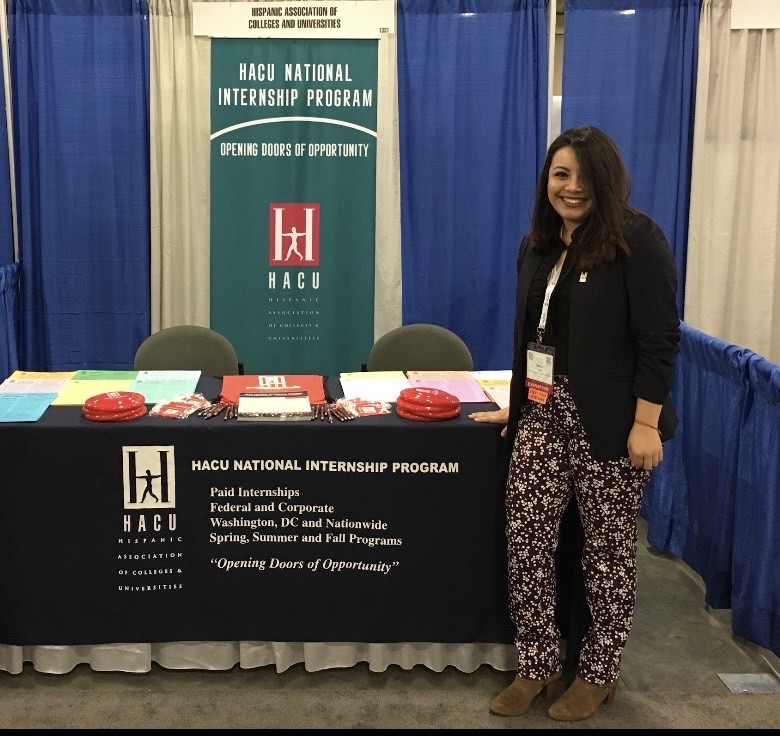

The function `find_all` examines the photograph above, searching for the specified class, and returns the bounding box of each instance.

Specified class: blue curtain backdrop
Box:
[642,325,752,609]
[9,0,150,372]
[397,0,548,370]
[643,323,780,655]
[0,264,18,380]
[0,39,18,379]
[0,56,11,268]
[561,0,699,319]
[731,353,780,655]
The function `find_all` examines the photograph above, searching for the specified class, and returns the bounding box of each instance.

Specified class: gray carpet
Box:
[1,518,778,729]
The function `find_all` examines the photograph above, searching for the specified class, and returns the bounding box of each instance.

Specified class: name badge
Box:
[525,343,555,404]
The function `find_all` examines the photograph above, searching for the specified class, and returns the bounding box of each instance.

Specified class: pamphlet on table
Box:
[237,391,313,421]
[339,371,411,403]
[221,375,326,405]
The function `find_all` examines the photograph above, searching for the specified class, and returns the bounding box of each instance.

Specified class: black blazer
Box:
[507,213,680,460]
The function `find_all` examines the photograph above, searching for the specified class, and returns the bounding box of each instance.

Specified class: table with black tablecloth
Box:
[0,377,518,673]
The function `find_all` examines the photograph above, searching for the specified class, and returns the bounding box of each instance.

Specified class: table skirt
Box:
[0,641,516,675]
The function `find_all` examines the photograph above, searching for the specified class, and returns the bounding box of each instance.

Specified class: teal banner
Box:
[210,39,378,375]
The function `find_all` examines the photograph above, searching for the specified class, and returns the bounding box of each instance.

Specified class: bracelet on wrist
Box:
[634,419,661,436]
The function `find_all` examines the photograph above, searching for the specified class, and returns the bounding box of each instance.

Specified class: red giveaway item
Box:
[83,391,146,414]
[396,396,460,417]
[397,386,460,409]
[82,406,148,422]
[395,387,460,421]
[82,391,148,422]
[395,403,460,421]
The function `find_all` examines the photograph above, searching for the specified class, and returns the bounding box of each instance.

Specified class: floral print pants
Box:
[506,377,650,686]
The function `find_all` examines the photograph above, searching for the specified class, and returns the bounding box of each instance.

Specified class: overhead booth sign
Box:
[193,2,394,375]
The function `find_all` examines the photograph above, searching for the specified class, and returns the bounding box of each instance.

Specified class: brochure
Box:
[236,391,312,421]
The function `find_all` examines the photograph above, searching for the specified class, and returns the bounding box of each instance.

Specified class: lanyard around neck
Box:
[536,253,566,344]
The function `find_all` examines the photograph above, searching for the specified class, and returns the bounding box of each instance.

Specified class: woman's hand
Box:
[627,423,663,470]
[630,400,664,470]
[468,406,509,437]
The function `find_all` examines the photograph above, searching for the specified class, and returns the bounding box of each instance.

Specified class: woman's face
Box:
[547,145,593,236]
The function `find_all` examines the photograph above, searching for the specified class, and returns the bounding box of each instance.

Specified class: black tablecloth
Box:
[0,377,515,646]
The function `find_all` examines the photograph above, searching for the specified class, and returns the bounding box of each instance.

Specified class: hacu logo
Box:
[123,446,176,510]
[269,203,320,266]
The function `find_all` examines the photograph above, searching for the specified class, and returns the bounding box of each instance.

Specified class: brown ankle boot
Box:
[489,672,562,716]
[547,674,618,721]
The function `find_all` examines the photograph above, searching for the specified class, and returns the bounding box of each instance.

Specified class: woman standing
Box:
[470,126,679,722]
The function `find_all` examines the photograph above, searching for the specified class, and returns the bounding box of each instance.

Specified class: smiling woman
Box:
[547,147,592,244]
[481,125,680,723]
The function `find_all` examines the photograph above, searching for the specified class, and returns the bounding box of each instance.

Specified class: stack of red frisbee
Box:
[82,391,148,422]
[395,386,460,421]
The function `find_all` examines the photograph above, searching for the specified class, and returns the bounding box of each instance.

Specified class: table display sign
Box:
[0,393,512,647]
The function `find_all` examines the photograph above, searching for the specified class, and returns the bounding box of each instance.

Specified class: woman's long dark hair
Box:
[528,126,637,269]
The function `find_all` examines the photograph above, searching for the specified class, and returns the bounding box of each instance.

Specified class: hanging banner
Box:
[210,38,377,375]
[202,3,393,375]
[193,1,393,39]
